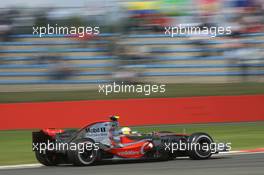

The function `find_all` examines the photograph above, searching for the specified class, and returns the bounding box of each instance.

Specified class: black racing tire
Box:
[35,151,58,166]
[187,132,213,160]
[167,137,188,160]
[67,138,100,166]
[157,142,171,161]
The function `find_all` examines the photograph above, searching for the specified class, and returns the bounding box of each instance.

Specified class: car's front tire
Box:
[188,132,213,160]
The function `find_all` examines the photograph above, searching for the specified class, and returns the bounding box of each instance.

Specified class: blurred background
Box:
[0,0,264,92]
[1,0,264,167]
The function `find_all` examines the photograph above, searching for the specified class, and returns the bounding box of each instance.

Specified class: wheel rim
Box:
[194,136,212,158]
[77,142,97,165]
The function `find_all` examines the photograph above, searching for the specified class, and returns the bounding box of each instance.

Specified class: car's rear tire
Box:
[188,132,213,160]
[68,138,100,166]
[35,151,58,166]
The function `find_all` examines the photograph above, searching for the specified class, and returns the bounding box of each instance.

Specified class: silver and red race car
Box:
[32,116,228,166]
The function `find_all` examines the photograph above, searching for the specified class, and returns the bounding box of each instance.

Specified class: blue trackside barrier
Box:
[155,56,225,61]
[240,33,264,37]
[143,71,264,76]
[0,47,229,54]
[0,63,113,69]
[0,79,111,85]
[0,56,116,61]
[1,55,264,62]
[0,63,264,69]
[1,46,255,54]
[0,48,108,54]
[0,71,111,77]
[1,70,264,78]
[122,63,264,69]
[154,56,264,61]
[1,39,264,47]
[0,71,263,85]
[151,48,230,53]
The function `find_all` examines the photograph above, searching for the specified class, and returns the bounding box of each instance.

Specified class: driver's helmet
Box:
[110,115,120,122]
[120,127,132,135]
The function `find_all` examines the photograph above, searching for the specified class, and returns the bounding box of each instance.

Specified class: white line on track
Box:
[218,151,264,156]
[0,164,42,170]
[0,151,264,170]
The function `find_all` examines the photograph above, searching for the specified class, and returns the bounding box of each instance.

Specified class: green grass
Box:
[0,130,36,165]
[0,122,263,165]
[1,83,264,103]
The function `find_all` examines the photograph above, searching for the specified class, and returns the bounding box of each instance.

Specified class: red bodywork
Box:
[108,135,153,158]
[42,128,64,138]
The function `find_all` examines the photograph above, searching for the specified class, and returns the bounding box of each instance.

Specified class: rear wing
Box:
[32,131,55,151]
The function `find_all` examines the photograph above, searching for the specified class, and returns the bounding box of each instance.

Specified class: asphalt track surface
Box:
[1,153,264,175]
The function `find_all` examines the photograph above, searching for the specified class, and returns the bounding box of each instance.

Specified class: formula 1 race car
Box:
[32,116,227,166]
